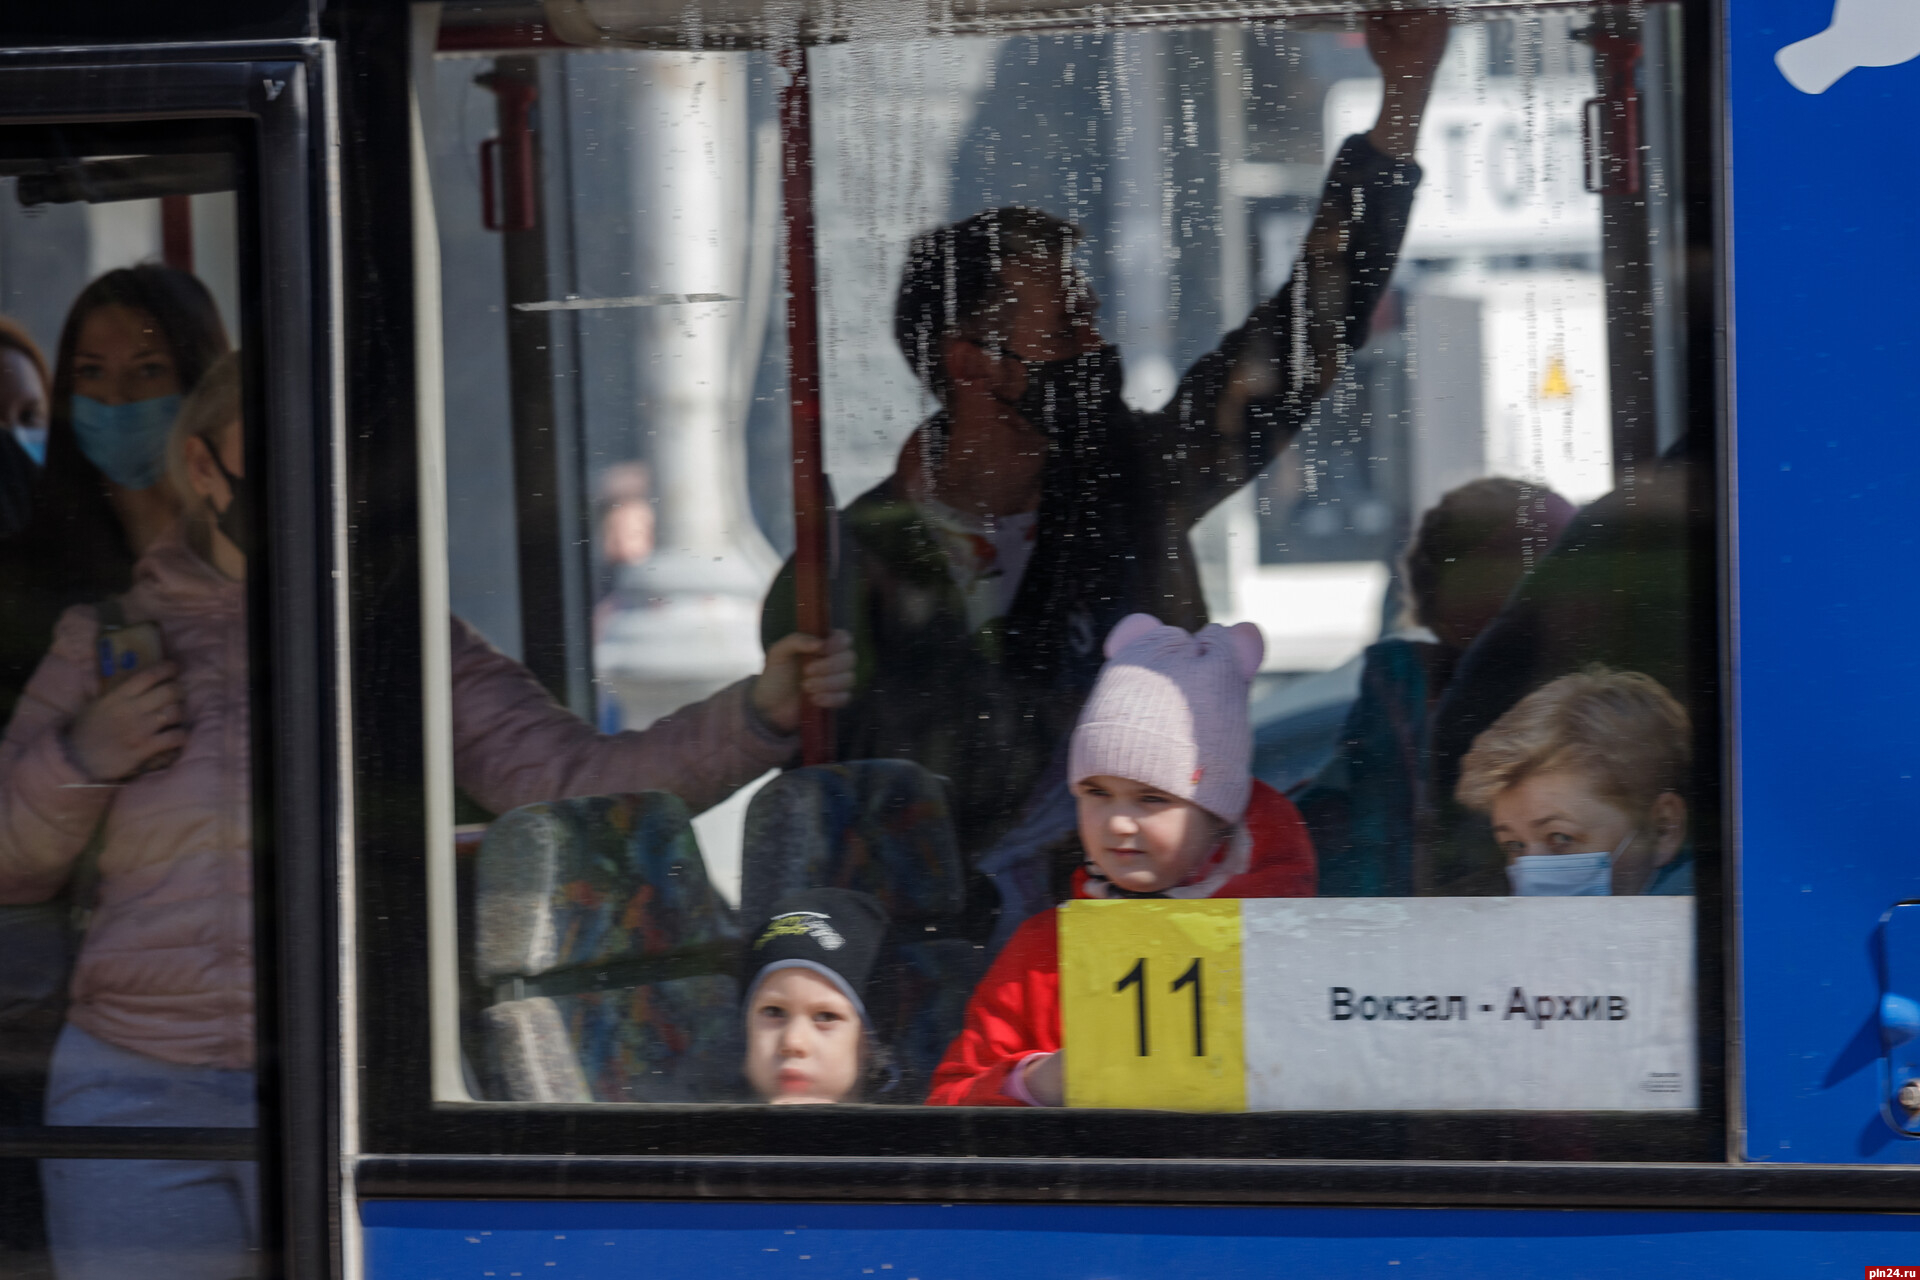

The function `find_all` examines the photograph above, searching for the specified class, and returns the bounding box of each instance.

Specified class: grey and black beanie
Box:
[741,887,890,1028]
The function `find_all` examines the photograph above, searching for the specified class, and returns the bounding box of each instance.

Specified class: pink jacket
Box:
[0,529,796,1070]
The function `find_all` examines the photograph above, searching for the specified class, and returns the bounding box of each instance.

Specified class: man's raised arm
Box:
[1152,10,1448,511]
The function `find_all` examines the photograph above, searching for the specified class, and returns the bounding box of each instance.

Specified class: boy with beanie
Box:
[926,614,1315,1107]
[742,887,893,1104]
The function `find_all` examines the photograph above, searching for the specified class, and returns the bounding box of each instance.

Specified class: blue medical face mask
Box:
[12,426,44,466]
[1506,831,1637,897]
[69,393,182,490]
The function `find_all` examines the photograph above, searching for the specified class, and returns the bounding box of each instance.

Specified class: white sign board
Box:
[1242,897,1696,1111]
[1473,272,1615,505]
[1326,78,1602,258]
[1061,897,1696,1112]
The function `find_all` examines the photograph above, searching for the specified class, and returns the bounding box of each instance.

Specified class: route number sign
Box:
[1060,897,1694,1111]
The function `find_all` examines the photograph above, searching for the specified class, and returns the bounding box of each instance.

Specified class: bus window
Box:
[0,126,261,1278]
[418,1,1715,1148]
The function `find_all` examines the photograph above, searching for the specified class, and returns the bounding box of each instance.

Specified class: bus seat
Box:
[740,760,964,927]
[475,791,743,1103]
[740,760,971,1097]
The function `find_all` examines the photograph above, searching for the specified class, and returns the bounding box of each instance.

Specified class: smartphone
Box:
[96,620,180,772]
[97,621,165,692]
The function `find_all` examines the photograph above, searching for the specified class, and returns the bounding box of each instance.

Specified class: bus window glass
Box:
[0,136,259,1276]
[422,3,1707,1119]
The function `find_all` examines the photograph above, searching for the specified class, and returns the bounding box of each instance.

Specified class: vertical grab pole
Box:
[160,195,194,273]
[780,47,835,766]
[1577,13,1655,489]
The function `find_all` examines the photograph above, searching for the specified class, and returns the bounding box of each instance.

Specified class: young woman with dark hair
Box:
[0,266,229,722]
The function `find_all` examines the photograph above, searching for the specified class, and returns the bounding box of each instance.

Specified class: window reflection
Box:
[429,5,1701,1114]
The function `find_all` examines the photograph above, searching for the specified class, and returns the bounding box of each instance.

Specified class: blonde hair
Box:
[166,350,241,528]
[1456,667,1692,820]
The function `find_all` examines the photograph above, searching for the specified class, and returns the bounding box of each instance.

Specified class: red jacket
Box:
[926,781,1314,1106]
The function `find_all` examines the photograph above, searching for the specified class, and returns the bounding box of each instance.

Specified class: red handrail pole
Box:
[780,47,835,766]
[160,195,193,273]
[497,77,539,232]
[476,69,539,233]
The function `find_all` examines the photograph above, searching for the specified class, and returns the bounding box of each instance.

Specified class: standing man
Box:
[763,13,1447,941]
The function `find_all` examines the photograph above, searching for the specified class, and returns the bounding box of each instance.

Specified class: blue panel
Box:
[1731,0,1920,1162]
[361,1200,1920,1278]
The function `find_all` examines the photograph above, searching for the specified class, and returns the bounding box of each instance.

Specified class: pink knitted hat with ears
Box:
[1068,613,1266,824]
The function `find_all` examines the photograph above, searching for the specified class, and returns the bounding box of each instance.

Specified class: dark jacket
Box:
[763,133,1422,885]
[1424,448,1704,895]
[1300,636,1458,898]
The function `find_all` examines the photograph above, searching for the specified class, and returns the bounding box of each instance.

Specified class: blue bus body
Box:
[363,1200,1920,1277]
[1732,0,1920,1169]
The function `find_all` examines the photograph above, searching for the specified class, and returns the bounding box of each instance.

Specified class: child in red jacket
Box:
[927,613,1315,1106]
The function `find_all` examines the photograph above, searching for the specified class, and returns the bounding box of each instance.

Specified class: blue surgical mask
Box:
[70,393,182,490]
[1506,832,1637,897]
[13,426,45,466]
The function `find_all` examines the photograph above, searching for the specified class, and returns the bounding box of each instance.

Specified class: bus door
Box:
[0,39,339,1280]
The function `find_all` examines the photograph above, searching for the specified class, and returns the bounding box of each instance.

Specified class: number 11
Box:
[1116,959,1148,1056]
[1115,957,1206,1058]
[1173,957,1204,1057]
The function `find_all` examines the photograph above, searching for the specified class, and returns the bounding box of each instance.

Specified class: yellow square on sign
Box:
[1058,899,1246,1111]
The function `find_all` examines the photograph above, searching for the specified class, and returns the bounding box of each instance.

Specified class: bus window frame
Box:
[0,44,341,1277]
[349,0,1736,1178]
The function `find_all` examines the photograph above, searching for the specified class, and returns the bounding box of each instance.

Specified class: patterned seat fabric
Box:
[476,791,741,1103]
[741,761,969,1098]
[740,760,964,928]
